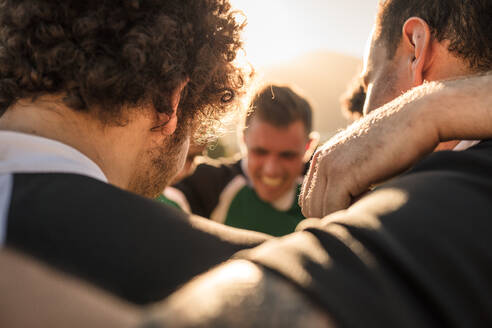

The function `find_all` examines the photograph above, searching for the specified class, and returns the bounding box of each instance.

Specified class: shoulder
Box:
[409,139,492,176]
[7,174,195,255]
[383,139,492,204]
[7,172,269,304]
[358,139,492,229]
[10,172,186,220]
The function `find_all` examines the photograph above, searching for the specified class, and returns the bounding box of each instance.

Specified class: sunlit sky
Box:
[231,0,379,67]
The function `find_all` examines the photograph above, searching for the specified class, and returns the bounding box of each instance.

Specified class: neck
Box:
[425,42,473,82]
[0,98,144,190]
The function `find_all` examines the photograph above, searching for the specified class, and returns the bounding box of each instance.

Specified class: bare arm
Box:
[142,260,336,328]
[300,72,492,218]
[0,248,140,328]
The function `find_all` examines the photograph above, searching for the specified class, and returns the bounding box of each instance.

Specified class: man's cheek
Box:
[278,165,297,183]
[248,157,262,174]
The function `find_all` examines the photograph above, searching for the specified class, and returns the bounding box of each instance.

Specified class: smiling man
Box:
[174,85,316,236]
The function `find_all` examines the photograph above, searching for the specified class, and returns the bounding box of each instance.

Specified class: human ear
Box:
[402,17,433,86]
[170,79,189,114]
[151,79,189,136]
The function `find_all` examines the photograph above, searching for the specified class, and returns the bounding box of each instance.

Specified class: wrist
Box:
[404,82,444,149]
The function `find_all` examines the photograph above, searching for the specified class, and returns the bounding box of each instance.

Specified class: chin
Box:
[128,164,177,199]
[256,189,283,203]
[128,175,169,199]
[129,132,188,199]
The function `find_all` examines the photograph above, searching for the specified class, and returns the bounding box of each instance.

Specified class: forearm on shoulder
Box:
[365,71,492,163]
[142,260,336,328]
[412,72,492,142]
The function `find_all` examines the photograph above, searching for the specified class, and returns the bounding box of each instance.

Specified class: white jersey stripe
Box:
[210,175,247,224]
[0,174,13,247]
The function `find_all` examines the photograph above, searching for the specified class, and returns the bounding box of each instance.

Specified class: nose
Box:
[262,156,281,176]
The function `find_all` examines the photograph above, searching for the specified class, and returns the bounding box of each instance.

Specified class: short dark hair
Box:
[245,85,312,135]
[376,0,492,72]
[340,77,365,120]
[0,0,247,136]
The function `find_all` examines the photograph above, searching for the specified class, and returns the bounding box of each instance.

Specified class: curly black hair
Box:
[0,0,247,137]
[376,0,492,72]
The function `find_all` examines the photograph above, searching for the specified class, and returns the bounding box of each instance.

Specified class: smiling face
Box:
[244,118,309,203]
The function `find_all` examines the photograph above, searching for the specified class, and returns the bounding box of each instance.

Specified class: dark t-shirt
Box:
[240,140,492,327]
[5,173,269,305]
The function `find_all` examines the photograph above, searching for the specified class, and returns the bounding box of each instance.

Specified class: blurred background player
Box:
[174,84,318,236]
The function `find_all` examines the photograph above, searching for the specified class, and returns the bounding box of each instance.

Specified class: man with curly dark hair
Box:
[0,0,270,305]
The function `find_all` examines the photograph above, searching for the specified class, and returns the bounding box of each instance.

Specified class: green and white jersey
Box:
[174,159,305,236]
[156,187,191,213]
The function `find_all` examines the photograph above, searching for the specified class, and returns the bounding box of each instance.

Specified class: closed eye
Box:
[250,148,268,156]
[279,151,300,160]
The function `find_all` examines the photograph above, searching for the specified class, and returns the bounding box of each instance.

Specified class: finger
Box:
[309,174,328,218]
[322,180,333,217]
[322,180,349,216]
[299,151,319,209]
[300,159,318,216]
[302,163,327,218]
